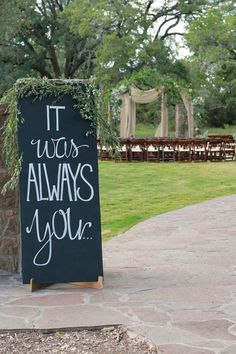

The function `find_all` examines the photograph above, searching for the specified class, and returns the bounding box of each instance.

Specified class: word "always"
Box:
[27,163,94,202]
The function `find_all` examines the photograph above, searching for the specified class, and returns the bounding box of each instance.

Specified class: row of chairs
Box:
[98,137,235,162]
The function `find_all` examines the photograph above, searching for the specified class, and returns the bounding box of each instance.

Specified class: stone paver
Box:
[1,195,236,353]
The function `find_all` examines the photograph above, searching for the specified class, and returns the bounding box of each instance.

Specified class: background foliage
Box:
[0,0,235,130]
[185,0,236,127]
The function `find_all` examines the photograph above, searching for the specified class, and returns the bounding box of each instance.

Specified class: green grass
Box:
[99,161,236,241]
[135,123,236,138]
[135,123,158,137]
[207,125,236,136]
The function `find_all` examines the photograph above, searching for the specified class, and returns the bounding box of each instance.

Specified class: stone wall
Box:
[0,105,20,273]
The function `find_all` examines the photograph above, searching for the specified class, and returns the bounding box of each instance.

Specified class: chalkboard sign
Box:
[18,92,103,285]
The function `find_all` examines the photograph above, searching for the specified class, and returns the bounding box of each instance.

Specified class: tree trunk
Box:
[46,44,61,78]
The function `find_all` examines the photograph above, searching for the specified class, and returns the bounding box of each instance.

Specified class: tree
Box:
[185,0,236,127]
[63,0,209,129]
[65,0,207,89]
[0,0,207,96]
[0,0,100,95]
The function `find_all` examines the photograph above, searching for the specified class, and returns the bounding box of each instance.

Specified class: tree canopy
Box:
[0,0,235,129]
[0,0,206,95]
[0,0,98,93]
[185,0,236,126]
[65,0,207,88]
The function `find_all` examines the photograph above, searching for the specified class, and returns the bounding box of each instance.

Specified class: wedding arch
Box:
[118,86,194,138]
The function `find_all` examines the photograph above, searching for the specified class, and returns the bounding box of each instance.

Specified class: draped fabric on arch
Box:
[180,91,194,139]
[119,87,163,138]
[130,87,162,103]
[119,86,194,138]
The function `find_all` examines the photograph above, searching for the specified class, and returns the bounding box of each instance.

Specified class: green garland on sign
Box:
[0,77,120,193]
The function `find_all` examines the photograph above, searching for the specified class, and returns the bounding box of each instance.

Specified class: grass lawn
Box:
[135,123,236,138]
[135,123,159,137]
[99,161,236,241]
[207,125,236,136]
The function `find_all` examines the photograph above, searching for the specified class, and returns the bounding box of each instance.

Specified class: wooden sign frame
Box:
[30,276,104,292]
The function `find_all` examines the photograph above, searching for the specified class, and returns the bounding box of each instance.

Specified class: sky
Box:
[151,0,190,58]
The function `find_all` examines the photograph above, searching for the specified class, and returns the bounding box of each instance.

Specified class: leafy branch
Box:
[0,77,119,193]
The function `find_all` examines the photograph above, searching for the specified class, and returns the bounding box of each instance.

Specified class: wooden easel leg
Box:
[30,279,50,292]
[30,276,104,292]
[71,276,104,290]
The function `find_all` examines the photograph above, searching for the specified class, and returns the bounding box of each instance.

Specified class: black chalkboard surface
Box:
[18,93,103,284]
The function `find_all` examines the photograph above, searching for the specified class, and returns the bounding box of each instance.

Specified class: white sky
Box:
[151,0,190,58]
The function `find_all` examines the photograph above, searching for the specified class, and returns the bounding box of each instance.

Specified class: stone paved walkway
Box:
[1,195,236,354]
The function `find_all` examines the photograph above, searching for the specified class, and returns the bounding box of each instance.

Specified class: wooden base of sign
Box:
[71,276,104,290]
[30,279,50,292]
[29,276,104,292]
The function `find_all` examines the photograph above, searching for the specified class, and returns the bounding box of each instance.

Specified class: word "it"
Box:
[46,105,65,131]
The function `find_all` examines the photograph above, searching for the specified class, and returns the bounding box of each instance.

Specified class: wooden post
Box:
[129,100,136,137]
[119,96,126,138]
[188,101,194,139]
[181,92,194,139]
[154,123,161,137]
[119,93,131,138]
[161,90,168,137]
[175,104,181,138]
